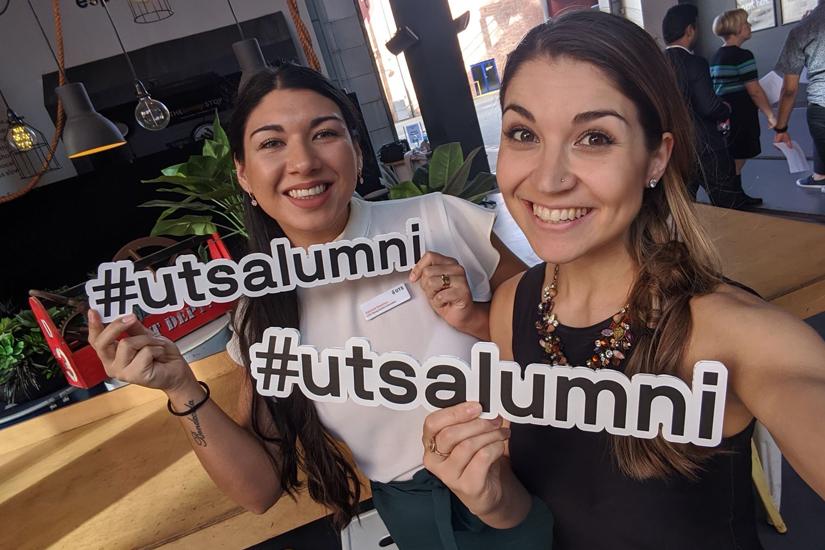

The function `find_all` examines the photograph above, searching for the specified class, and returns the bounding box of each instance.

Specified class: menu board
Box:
[781,0,819,24]
[737,0,776,31]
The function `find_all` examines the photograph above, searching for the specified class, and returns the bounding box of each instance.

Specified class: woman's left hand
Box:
[410,252,489,339]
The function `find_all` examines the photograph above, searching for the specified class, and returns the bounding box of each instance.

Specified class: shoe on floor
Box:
[742,195,763,206]
[796,175,825,189]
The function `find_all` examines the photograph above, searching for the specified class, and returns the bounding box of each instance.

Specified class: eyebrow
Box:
[250,114,346,137]
[573,110,628,126]
[502,103,535,122]
[503,103,629,126]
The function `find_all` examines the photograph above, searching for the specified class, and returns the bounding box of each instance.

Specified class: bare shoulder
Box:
[688,283,824,373]
[490,271,525,360]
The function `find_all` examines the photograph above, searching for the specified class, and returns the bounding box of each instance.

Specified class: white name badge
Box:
[360,283,411,321]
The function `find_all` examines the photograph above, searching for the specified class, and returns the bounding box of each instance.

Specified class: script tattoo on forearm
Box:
[186,400,207,447]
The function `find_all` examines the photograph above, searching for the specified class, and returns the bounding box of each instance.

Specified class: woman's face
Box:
[236,88,362,247]
[496,57,671,265]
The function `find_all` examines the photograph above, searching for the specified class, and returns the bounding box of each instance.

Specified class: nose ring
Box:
[560,177,568,184]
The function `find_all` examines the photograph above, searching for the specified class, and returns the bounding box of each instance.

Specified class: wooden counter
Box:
[0,353,355,549]
[1,204,824,549]
[693,204,825,318]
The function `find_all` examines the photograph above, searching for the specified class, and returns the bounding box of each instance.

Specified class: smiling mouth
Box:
[287,183,330,199]
[532,204,591,223]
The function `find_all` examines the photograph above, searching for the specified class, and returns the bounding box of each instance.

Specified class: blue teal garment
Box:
[709,46,758,95]
[370,469,554,550]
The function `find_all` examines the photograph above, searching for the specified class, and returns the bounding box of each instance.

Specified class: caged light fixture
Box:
[127,0,173,24]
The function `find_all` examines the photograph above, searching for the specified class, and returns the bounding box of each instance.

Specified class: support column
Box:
[387,0,489,173]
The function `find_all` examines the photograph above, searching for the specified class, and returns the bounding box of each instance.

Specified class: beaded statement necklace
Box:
[536,264,633,369]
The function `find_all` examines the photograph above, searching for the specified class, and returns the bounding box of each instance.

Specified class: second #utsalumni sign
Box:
[85,218,728,446]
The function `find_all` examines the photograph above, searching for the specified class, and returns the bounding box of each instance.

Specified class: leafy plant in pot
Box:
[383,143,497,203]
[0,306,72,405]
[141,113,247,240]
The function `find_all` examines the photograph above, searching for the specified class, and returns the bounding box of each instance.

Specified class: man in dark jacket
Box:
[663,4,761,207]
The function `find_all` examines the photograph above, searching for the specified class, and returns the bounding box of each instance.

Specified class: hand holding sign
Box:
[422,403,515,524]
[410,251,488,340]
[87,310,195,394]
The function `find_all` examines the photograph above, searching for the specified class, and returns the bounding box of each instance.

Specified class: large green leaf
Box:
[412,165,429,190]
[388,180,425,200]
[458,171,497,201]
[428,143,464,190]
[150,215,218,237]
[139,199,214,211]
[442,146,482,197]
[203,139,230,160]
[212,111,229,147]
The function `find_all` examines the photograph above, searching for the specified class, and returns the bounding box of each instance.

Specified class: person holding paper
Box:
[422,11,825,550]
[774,1,825,190]
[86,63,554,549]
[710,9,776,179]
[662,4,761,208]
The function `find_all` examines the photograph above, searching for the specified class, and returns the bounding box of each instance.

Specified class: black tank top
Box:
[509,264,762,550]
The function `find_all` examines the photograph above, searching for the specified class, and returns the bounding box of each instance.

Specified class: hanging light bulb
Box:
[134,80,170,131]
[5,110,40,152]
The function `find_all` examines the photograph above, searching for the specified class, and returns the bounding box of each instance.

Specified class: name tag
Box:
[360,283,411,321]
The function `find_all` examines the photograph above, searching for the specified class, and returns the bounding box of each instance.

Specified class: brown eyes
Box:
[577,131,614,147]
[258,129,341,150]
[505,127,537,143]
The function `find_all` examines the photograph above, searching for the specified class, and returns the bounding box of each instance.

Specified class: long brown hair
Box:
[501,11,724,479]
[228,64,367,527]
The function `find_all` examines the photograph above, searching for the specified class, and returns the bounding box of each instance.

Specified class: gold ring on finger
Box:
[427,437,450,457]
[440,274,451,289]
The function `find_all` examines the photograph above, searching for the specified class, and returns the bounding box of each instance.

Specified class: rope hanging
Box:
[286,0,320,71]
[0,0,65,204]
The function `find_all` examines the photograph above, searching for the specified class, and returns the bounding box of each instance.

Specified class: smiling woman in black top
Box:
[420,11,825,550]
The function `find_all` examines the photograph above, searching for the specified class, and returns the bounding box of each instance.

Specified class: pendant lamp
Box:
[226,0,269,92]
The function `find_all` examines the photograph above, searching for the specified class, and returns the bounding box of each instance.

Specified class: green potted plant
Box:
[384,142,498,203]
[0,306,71,405]
[141,113,247,239]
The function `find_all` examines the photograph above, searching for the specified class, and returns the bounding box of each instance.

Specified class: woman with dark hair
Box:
[86,63,552,548]
[422,11,825,550]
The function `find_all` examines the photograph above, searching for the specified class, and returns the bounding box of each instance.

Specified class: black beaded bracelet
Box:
[167,381,210,416]
[774,125,788,133]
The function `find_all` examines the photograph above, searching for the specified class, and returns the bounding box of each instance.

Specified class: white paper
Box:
[773,141,810,173]
[760,71,784,105]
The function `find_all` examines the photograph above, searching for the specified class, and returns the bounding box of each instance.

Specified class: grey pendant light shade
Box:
[233,38,269,92]
[56,83,126,158]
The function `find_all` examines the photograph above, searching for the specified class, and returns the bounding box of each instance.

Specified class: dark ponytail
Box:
[229,64,364,528]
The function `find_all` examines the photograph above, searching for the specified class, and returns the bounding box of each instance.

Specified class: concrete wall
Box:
[306,0,397,150]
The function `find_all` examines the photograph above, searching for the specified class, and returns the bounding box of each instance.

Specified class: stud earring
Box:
[647,178,658,189]
[249,192,258,206]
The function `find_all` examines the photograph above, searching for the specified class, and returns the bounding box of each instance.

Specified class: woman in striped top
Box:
[710,9,776,179]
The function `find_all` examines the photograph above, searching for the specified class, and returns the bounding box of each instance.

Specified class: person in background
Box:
[774,0,825,191]
[710,9,776,188]
[662,4,762,208]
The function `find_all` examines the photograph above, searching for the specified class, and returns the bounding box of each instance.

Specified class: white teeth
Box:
[532,204,590,224]
[288,183,328,199]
